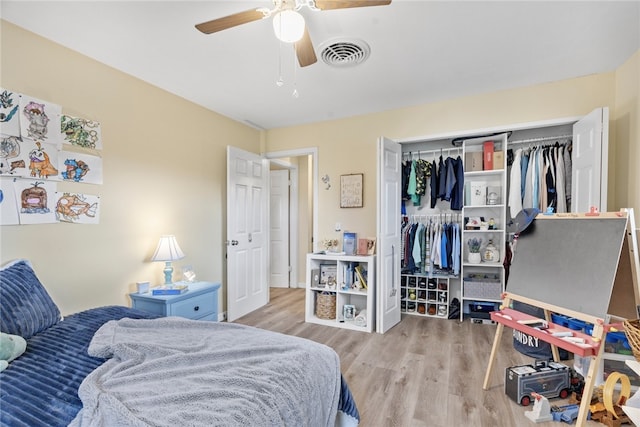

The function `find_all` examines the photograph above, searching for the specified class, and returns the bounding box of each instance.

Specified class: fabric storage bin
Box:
[463,276,501,300]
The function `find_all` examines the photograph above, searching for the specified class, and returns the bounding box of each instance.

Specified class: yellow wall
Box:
[613,50,640,222]
[0,21,261,314]
[265,71,632,241]
[2,19,638,315]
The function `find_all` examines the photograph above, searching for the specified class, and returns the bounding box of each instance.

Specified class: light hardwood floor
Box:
[234,288,616,427]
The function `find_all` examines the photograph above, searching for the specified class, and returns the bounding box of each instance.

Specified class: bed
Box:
[0,260,360,426]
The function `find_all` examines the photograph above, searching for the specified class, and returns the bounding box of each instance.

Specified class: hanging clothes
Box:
[511,141,571,216]
[407,160,418,205]
[401,160,412,201]
[437,155,447,200]
[508,148,523,218]
[450,156,465,211]
[430,158,438,208]
[414,159,432,198]
[555,146,567,212]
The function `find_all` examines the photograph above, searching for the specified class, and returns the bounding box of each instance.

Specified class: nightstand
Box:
[129,281,221,321]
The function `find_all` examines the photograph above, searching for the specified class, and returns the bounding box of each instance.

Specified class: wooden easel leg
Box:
[483,321,505,390]
[543,309,561,362]
[575,331,606,427]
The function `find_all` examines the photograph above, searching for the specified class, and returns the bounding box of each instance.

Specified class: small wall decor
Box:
[15,179,57,224]
[0,88,20,137]
[340,173,363,208]
[58,150,103,184]
[55,192,100,224]
[19,94,61,145]
[321,174,331,190]
[60,114,102,150]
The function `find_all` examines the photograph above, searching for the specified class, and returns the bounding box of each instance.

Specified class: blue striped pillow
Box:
[0,260,61,339]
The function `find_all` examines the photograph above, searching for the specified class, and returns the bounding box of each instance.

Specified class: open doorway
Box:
[266,148,318,289]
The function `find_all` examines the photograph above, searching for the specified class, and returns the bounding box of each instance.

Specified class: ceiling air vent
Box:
[319,39,370,68]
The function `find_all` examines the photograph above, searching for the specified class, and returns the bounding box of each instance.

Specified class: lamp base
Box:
[163,261,174,285]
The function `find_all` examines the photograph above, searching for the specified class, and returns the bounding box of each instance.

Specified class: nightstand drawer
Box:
[170,292,214,319]
[130,282,221,321]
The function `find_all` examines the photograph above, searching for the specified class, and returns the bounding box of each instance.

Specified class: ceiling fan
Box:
[195,0,392,67]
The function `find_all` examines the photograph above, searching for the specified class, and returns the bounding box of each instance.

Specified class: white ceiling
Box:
[2,1,639,130]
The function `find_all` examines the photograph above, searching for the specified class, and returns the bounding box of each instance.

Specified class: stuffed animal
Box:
[0,332,27,372]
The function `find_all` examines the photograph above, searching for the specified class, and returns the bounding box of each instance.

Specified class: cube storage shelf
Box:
[305,253,375,333]
[400,274,450,318]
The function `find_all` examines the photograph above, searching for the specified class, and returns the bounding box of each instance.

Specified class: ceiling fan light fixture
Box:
[273,10,305,43]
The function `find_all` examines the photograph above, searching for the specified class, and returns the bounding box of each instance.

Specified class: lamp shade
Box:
[151,235,185,262]
[272,10,305,43]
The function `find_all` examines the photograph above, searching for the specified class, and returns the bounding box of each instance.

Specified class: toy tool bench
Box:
[482,210,640,427]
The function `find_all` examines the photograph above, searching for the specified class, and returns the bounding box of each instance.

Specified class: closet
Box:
[376,108,609,334]
[397,147,464,321]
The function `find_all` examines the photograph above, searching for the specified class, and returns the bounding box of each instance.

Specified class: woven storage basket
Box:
[623,318,640,361]
[315,292,336,320]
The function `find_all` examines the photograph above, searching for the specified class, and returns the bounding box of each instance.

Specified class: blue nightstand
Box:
[130,281,221,321]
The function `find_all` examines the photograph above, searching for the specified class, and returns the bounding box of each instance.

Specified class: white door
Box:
[270,169,290,288]
[572,107,609,213]
[226,146,269,321]
[376,136,402,333]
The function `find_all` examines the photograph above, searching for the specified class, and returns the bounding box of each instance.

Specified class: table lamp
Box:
[151,235,185,285]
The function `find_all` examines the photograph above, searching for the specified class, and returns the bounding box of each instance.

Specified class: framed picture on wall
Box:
[340,173,363,208]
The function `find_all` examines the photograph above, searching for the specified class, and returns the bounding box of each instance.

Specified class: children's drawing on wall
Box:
[14,179,57,224]
[55,192,100,224]
[61,114,102,150]
[8,139,58,178]
[58,150,102,184]
[0,177,19,225]
[0,88,20,137]
[19,95,61,145]
[28,141,59,179]
[0,135,23,175]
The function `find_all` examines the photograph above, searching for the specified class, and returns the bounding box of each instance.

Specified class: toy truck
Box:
[505,360,571,406]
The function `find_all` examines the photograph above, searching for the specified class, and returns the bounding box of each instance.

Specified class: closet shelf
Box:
[464,170,503,177]
[463,261,503,268]
[464,204,505,209]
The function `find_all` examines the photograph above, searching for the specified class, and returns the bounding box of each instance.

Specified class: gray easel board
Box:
[507,214,635,320]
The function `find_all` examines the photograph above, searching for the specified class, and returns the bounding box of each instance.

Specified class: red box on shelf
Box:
[483,140,494,170]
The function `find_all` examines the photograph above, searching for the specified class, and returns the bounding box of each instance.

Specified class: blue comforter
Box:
[0,307,359,427]
[0,306,157,427]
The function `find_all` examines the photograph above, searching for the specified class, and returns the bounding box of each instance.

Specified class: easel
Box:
[483,210,640,427]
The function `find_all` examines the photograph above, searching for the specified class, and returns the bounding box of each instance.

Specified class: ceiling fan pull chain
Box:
[292,48,299,98]
[276,40,285,87]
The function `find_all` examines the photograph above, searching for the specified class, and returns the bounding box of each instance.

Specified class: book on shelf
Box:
[152,284,189,295]
[354,265,368,289]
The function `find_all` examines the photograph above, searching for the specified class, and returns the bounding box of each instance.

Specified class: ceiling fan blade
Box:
[314,0,391,11]
[195,9,264,34]
[295,27,317,67]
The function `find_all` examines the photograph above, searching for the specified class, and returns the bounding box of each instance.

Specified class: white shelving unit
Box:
[305,253,375,333]
[400,274,450,318]
[460,134,508,322]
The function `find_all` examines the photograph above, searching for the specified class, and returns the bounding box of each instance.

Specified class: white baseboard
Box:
[218,311,227,322]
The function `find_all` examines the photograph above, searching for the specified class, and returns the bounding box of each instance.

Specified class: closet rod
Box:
[508,134,572,146]
[405,147,462,158]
